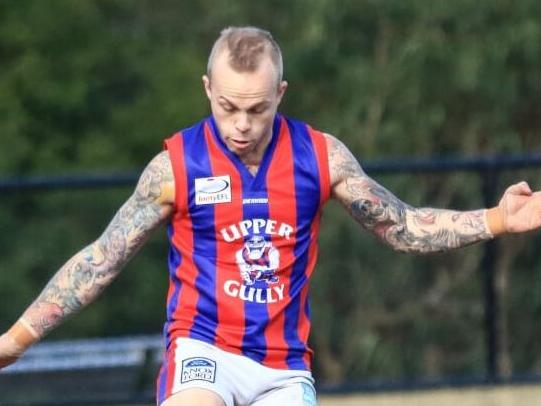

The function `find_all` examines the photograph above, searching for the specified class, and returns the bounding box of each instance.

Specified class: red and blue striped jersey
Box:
[161,114,330,373]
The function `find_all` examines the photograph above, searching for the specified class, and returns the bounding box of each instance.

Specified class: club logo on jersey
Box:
[236,235,280,285]
[223,233,286,304]
[194,175,231,205]
[181,357,216,383]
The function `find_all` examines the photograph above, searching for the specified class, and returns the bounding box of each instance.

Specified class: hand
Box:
[0,332,26,369]
[498,181,541,233]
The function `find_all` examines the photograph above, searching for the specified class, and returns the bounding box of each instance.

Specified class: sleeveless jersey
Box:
[160,114,330,377]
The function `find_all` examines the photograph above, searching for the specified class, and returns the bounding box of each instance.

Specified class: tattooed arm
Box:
[0,151,174,367]
[327,133,541,254]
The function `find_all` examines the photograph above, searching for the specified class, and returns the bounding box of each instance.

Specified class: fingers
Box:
[505,181,533,196]
[0,355,19,369]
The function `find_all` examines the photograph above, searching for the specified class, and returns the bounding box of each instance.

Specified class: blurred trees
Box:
[1,0,541,385]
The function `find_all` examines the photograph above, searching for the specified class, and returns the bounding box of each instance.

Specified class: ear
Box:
[202,75,212,100]
[276,80,288,104]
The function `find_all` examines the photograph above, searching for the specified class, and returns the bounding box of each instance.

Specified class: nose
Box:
[235,112,251,133]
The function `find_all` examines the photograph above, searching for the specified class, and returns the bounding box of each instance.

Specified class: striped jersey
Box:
[161,114,330,372]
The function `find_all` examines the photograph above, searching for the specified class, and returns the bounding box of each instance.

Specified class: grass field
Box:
[318,384,541,405]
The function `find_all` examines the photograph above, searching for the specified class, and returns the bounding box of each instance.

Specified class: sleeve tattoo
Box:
[22,151,174,337]
[328,135,492,254]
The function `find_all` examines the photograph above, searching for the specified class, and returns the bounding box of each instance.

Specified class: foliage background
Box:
[1,0,541,385]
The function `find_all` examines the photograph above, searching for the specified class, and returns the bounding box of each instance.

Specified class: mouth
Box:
[230,138,251,149]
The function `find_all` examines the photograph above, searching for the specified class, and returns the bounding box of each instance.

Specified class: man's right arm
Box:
[0,150,175,368]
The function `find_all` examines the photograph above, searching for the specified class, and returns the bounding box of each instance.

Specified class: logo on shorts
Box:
[181,357,216,384]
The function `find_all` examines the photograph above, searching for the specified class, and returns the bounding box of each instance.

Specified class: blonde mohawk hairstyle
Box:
[207,26,283,83]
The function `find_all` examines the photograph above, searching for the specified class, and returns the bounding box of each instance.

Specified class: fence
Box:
[0,335,161,405]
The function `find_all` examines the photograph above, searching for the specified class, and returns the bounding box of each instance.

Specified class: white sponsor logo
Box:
[242,198,269,204]
[195,176,231,205]
[224,280,285,303]
[181,357,216,383]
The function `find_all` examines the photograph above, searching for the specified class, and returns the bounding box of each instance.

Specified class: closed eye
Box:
[220,102,237,112]
[249,105,269,114]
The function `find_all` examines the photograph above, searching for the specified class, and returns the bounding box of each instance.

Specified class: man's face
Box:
[203,51,287,160]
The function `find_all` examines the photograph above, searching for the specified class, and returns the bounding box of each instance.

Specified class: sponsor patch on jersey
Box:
[242,197,268,205]
[181,357,216,384]
[195,175,231,205]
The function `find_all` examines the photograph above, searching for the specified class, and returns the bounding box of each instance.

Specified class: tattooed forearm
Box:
[327,133,493,254]
[346,176,492,253]
[21,151,174,337]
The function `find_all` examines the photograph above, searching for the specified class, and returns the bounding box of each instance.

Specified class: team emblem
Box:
[235,235,279,285]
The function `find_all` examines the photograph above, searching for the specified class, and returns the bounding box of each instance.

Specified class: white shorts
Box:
[157,337,317,406]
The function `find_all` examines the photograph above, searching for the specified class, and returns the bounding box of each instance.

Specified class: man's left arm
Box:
[326,133,541,254]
